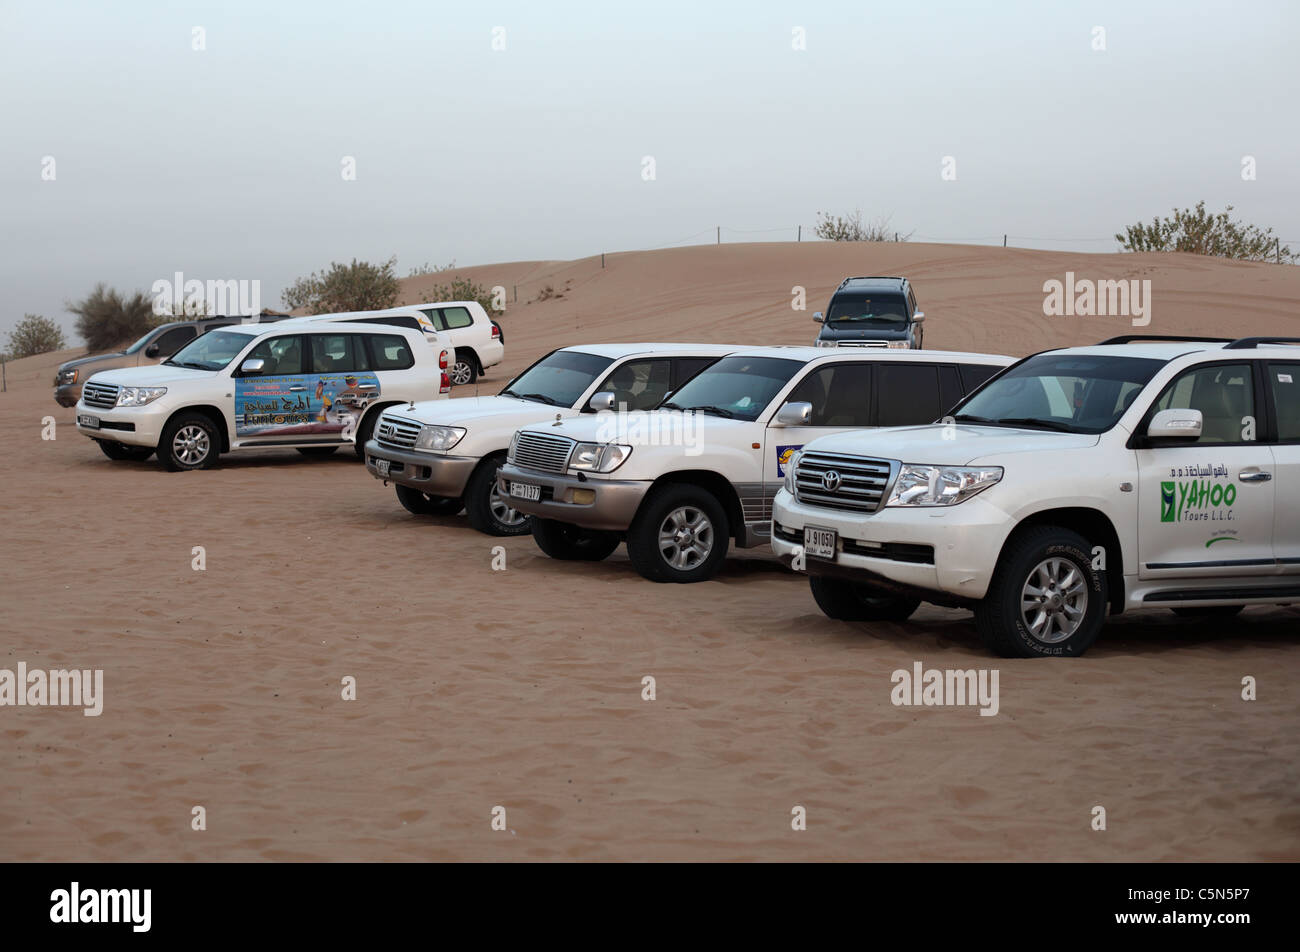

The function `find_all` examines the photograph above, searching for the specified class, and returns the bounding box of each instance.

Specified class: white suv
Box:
[499,347,1014,582]
[363,343,735,534]
[771,335,1300,657]
[393,301,504,386]
[282,308,455,375]
[75,322,444,470]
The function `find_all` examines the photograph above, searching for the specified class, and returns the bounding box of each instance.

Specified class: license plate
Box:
[804,526,837,560]
[373,458,391,477]
[510,481,541,502]
[78,414,100,430]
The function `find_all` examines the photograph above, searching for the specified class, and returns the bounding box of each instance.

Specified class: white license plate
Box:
[373,458,391,477]
[510,481,541,502]
[803,526,837,561]
[78,414,100,430]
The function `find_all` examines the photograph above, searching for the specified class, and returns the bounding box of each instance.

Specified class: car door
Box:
[1263,359,1300,574]
[232,333,322,443]
[308,332,383,442]
[1135,360,1276,580]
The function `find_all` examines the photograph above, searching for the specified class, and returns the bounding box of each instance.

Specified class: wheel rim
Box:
[450,361,472,385]
[657,506,714,570]
[1019,557,1088,644]
[489,482,526,527]
[173,425,210,465]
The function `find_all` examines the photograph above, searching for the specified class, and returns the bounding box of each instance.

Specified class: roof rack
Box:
[1223,337,1300,349]
[837,276,908,290]
[1098,335,1233,345]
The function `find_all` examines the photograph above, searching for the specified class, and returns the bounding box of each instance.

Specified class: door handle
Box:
[1239,470,1272,482]
[288,386,307,392]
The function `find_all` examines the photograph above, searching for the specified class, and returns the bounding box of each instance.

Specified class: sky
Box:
[2,0,1298,342]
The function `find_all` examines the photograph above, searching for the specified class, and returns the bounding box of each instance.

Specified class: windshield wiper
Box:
[951,413,993,424]
[660,401,685,411]
[684,405,734,418]
[517,392,563,406]
[994,417,1077,432]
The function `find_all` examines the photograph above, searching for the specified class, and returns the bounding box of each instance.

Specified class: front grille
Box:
[511,431,574,473]
[795,451,894,512]
[375,415,421,450]
[82,381,119,409]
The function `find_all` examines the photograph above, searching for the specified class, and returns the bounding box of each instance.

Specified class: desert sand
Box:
[1,241,1298,861]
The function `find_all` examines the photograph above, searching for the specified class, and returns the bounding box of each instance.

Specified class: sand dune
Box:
[2,242,1298,861]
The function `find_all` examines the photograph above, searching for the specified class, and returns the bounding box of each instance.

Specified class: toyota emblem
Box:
[821,470,842,492]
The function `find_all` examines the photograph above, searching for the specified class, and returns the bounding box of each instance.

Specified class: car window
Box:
[959,363,1002,393]
[674,356,717,389]
[597,358,672,410]
[938,365,962,412]
[1270,364,1300,441]
[877,364,942,426]
[311,334,369,373]
[441,306,475,330]
[1152,363,1255,444]
[367,334,414,370]
[663,356,803,421]
[787,364,872,426]
[358,315,421,330]
[153,326,196,356]
[503,350,615,407]
[826,294,909,330]
[166,330,252,370]
[245,335,305,375]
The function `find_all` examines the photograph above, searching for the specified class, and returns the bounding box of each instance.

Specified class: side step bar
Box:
[1144,585,1300,603]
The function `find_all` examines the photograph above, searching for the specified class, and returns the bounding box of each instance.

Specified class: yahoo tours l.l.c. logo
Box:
[1160,474,1237,523]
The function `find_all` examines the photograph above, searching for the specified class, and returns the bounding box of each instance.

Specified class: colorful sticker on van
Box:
[776,444,802,477]
[236,374,380,439]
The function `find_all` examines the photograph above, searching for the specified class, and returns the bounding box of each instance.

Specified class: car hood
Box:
[802,424,1099,465]
[83,364,216,387]
[819,324,911,341]
[58,351,130,373]
[390,394,576,428]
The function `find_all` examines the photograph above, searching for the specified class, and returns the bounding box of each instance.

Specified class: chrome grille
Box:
[511,431,574,473]
[375,415,421,450]
[795,451,894,512]
[82,381,119,409]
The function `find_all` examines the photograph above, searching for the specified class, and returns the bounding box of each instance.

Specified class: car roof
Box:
[389,301,479,311]
[718,346,1015,364]
[1042,342,1233,361]
[558,342,740,358]
[282,307,431,322]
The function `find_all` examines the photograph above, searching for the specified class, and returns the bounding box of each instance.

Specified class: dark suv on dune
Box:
[813,276,924,350]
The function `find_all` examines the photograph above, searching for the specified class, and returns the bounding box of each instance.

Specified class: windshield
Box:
[164,330,253,371]
[953,353,1165,433]
[500,350,614,407]
[123,328,159,355]
[826,294,909,330]
[660,356,803,421]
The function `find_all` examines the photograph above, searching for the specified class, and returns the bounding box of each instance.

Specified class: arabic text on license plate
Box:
[511,481,541,502]
[803,526,837,560]
[78,414,100,429]
[374,458,391,477]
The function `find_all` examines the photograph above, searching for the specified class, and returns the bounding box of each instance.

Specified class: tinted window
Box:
[826,293,909,330]
[153,326,196,356]
[877,365,941,426]
[368,334,414,370]
[960,363,1002,393]
[358,315,421,330]
[1270,364,1300,441]
[245,335,304,375]
[598,358,672,411]
[311,334,369,373]
[787,364,872,426]
[673,356,717,389]
[938,365,962,412]
[662,356,803,421]
[1153,363,1255,444]
[201,321,237,334]
[441,306,475,330]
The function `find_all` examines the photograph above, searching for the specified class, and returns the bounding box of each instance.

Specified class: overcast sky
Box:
[2,0,1297,342]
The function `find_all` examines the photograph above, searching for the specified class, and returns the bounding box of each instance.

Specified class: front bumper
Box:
[363,440,478,497]
[770,488,1010,602]
[73,400,168,447]
[54,383,81,407]
[496,462,650,531]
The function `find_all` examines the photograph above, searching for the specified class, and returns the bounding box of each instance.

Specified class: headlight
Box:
[507,430,520,463]
[886,464,1002,507]
[414,425,466,451]
[57,369,78,385]
[783,450,802,494]
[887,340,909,349]
[815,339,837,349]
[568,442,632,473]
[115,386,168,407]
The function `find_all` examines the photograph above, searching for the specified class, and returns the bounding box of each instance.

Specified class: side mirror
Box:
[588,391,616,411]
[1147,408,1202,441]
[239,358,266,375]
[812,311,825,324]
[912,311,925,324]
[145,344,160,358]
[774,401,813,426]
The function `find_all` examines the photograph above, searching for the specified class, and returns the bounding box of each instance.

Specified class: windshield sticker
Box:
[776,445,802,476]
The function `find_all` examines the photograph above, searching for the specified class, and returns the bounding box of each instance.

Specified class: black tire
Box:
[1171,605,1244,619]
[96,440,154,462]
[159,411,220,472]
[975,526,1107,657]
[352,406,382,460]
[530,517,620,561]
[809,576,921,622]
[464,457,530,536]
[625,484,729,583]
[449,354,478,386]
[296,446,339,458]
[395,483,463,516]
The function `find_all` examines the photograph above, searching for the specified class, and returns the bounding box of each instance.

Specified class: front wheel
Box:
[395,483,463,516]
[159,412,220,471]
[975,526,1107,657]
[449,357,477,386]
[97,440,154,462]
[530,517,620,561]
[625,485,729,583]
[464,459,530,536]
[809,576,920,622]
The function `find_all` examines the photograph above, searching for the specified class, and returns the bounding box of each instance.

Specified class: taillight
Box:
[491,324,501,339]
[440,372,450,393]
[439,349,449,370]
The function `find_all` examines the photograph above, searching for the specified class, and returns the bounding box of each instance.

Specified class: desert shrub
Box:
[425,275,501,315]
[282,256,401,314]
[6,314,68,359]
[1116,201,1295,262]
[68,284,157,352]
[814,210,912,242]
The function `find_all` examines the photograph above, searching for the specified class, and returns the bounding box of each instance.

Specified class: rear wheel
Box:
[395,483,463,516]
[465,457,530,536]
[809,576,920,622]
[159,411,220,471]
[626,485,729,583]
[531,517,620,561]
[96,440,154,462]
[449,356,478,386]
[296,446,339,458]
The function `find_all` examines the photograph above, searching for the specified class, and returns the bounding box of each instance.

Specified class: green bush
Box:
[814,210,911,242]
[423,275,501,316]
[1116,201,1295,262]
[6,314,68,359]
[68,284,157,353]
[282,256,401,314]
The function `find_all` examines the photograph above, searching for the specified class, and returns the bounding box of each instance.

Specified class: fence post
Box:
[601,253,605,269]
[1003,234,1007,247]
[513,285,517,303]
[716,226,720,245]
[797,225,801,242]
[1277,237,1281,264]
[1,357,5,393]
